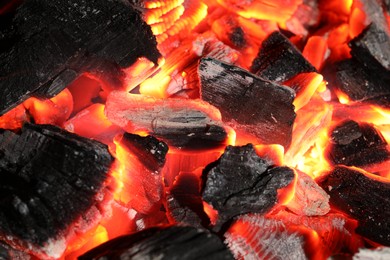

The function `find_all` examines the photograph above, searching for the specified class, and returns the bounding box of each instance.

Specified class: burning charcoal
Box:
[0,123,114,258]
[225,215,308,259]
[286,170,330,216]
[119,133,168,172]
[106,91,227,148]
[250,31,316,83]
[79,225,234,260]
[199,57,295,148]
[353,247,390,259]
[202,144,294,230]
[166,171,210,228]
[0,0,160,115]
[326,120,390,167]
[336,58,390,107]
[318,166,390,246]
[349,23,390,72]
[0,242,31,260]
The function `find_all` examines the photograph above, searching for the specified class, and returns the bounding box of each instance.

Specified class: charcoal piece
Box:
[0,0,160,115]
[250,31,316,82]
[0,242,31,260]
[326,120,390,167]
[79,225,234,260]
[228,27,246,49]
[199,57,295,148]
[318,166,390,246]
[106,91,227,148]
[336,58,390,107]
[350,23,390,72]
[119,133,168,172]
[0,123,114,258]
[202,144,294,230]
[167,172,210,227]
[354,247,390,259]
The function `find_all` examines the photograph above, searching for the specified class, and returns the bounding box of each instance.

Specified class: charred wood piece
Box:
[349,23,390,73]
[106,91,227,148]
[79,225,234,260]
[0,123,114,258]
[336,58,390,107]
[199,57,295,148]
[202,144,294,230]
[318,166,390,246]
[250,31,316,82]
[119,133,168,172]
[0,0,160,115]
[326,120,390,167]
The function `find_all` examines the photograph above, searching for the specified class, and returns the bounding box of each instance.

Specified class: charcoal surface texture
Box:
[120,133,168,172]
[202,144,294,230]
[79,225,234,260]
[326,120,390,167]
[167,172,210,227]
[336,58,390,107]
[250,31,316,82]
[199,57,296,148]
[318,166,390,246]
[0,0,160,115]
[0,123,113,248]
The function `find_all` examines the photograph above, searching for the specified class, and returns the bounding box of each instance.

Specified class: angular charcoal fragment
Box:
[199,58,296,148]
[119,133,168,172]
[336,58,390,107]
[202,144,294,230]
[353,247,390,259]
[0,0,160,115]
[0,123,114,258]
[166,171,210,228]
[326,120,390,167]
[318,166,390,246]
[349,23,390,72]
[79,225,234,260]
[106,91,227,148]
[250,31,316,82]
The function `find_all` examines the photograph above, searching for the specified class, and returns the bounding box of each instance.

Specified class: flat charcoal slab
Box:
[106,91,227,148]
[250,31,316,82]
[0,0,160,115]
[326,120,390,167]
[336,58,390,107]
[79,225,234,260]
[199,58,296,148]
[0,123,114,257]
[202,144,294,230]
[318,166,390,246]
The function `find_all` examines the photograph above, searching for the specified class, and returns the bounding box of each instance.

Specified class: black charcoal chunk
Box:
[120,133,168,172]
[250,31,316,82]
[199,57,296,148]
[336,58,390,107]
[350,23,390,72]
[79,225,234,260]
[0,0,160,115]
[326,120,390,167]
[0,123,113,248]
[318,166,390,246]
[202,144,294,230]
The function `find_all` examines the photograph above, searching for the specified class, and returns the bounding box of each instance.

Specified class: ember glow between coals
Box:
[1,0,390,259]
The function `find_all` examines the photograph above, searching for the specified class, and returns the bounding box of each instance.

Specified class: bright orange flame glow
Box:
[203,201,218,225]
[277,170,298,206]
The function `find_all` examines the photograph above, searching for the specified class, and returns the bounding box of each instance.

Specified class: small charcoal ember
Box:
[79,225,234,260]
[106,91,227,148]
[0,123,114,258]
[114,133,167,214]
[326,120,390,167]
[202,144,294,230]
[286,170,330,216]
[318,166,390,246]
[336,58,390,107]
[0,0,160,115]
[250,31,316,83]
[199,57,296,148]
[225,215,307,260]
[166,171,210,228]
